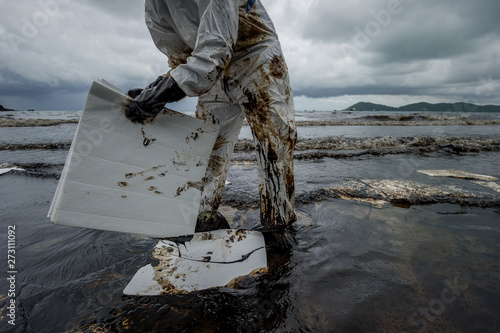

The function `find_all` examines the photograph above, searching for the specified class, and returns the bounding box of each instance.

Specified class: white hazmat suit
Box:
[144,0,297,228]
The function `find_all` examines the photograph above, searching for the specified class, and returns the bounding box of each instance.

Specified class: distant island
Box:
[0,105,15,111]
[344,102,500,112]
[0,105,36,111]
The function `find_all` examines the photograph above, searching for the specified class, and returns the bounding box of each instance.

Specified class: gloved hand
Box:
[127,88,143,99]
[124,74,186,124]
[127,75,165,98]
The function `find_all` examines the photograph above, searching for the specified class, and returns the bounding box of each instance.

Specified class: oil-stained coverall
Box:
[140,0,297,228]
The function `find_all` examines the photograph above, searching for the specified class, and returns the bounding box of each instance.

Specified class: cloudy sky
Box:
[1,0,499,111]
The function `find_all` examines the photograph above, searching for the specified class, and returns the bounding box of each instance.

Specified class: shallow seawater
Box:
[1,110,499,332]
[0,124,77,146]
[1,173,500,332]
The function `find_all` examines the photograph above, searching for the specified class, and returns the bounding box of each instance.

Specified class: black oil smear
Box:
[140,127,156,148]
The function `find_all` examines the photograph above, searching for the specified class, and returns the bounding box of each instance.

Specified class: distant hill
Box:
[0,105,15,111]
[345,102,500,112]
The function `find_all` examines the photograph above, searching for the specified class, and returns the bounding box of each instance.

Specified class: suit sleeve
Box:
[145,0,192,69]
[169,0,240,97]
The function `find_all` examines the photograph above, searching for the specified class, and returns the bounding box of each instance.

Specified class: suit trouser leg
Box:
[196,88,245,214]
[197,73,296,228]
[242,98,297,228]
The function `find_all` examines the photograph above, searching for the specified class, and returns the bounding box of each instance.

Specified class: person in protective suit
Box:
[125,0,297,231]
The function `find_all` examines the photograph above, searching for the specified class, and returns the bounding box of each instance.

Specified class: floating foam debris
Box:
[294,178,499,208]
[124,229,267,295]
[233,136,500,153]
[416,169,498,181]
[335,193,389,208]
[472,181,500,193]
[0,163,24,175]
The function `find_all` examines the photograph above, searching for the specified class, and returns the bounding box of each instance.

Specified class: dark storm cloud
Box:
[366,1,500,63]
[289,0,500,104]
[0,0,499,110]
[294,82,433,100]
[0,0,166,110]
[302,0,500,60]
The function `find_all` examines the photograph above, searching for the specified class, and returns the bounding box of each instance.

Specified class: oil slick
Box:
[123,229,267,295]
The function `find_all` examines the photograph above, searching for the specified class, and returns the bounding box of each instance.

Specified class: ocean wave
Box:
[0,143,72,150]
[3,136,499,163]
[220,178,500,209]
[2,116,500,127]
[0,118,78,127]
[295,179,500,208]
[3,162,499,208]
[234,136,500,152]
[1,162,64,178]
[6,167,499,208]
[296,136,500,150]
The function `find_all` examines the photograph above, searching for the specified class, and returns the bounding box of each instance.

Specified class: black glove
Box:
[127,88,143,99]
[127,75,165,98]
[124,74,186,124]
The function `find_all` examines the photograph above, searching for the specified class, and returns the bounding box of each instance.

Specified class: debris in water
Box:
[123,229,267,295]
[416,169,498,181]
[290,178,500,209]
[0,163,25,175]
[472,181,500,193]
